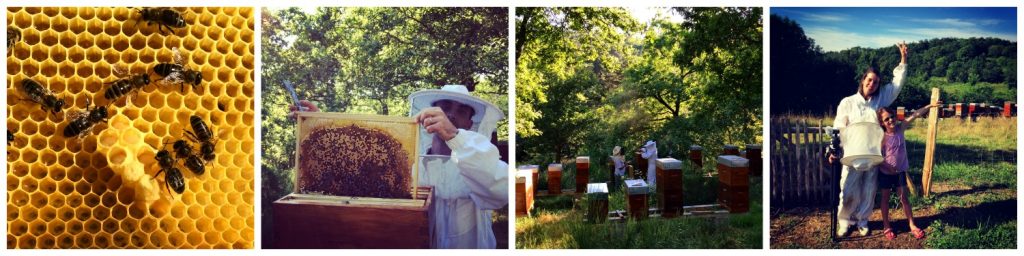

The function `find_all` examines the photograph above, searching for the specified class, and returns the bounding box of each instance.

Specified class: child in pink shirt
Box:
[877,103,939,240]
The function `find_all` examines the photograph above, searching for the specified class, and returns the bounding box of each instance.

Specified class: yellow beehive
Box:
[6,7,254,249]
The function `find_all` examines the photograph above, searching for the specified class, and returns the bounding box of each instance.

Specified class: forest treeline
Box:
[770,14,1016,115]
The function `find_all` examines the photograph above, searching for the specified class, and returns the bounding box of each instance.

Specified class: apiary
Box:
[716,155,749,213]
[722,144,740,156]
[585,183,608,223]
[655,158,682,218]
[745,144,762,177]
[6,7,255,249]
[272,112,430,248]
[515,167,534,217]
[623,179,648,221]
[547,163,562,195]
[689,145,703,168]
[574,156,589,193]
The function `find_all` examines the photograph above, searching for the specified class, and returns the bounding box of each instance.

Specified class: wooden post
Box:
[922,88,940,197]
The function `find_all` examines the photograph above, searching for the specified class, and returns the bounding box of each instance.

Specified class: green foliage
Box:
[770,14,1017,115]
[517,7,762,166]
[260,7,508,247]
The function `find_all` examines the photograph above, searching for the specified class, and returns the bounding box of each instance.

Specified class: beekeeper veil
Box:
[409,85,505,153]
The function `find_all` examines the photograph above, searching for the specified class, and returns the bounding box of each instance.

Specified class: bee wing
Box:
[113,64,128,78]
[64,108,86,122]
[158,72,184,87]
[172,47,184,65]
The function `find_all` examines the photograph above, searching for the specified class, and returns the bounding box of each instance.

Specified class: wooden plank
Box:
[272,187,432,249]
[922,88,941,196]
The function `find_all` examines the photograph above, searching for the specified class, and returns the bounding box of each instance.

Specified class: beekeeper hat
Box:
[409,85,504,151]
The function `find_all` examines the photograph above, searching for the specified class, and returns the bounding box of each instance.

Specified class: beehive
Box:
[655,158,682,218]
[585,183,607,223]
[514,167,533,217]
[623,179,648,221]
[6,7,255,249]
[574,156,589,193]
[722,144,740,156]
[716,155,749,213]
[745,144,762,177]
[688,145,703,169]
[546,163,562,195]
[274,112,429,249]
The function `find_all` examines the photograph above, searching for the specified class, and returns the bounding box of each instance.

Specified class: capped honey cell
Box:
[8,7,253,249]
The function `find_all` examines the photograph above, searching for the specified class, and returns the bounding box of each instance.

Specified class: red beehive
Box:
[547,163,563,195]
[655,158,683,218]
[575,157,590,194]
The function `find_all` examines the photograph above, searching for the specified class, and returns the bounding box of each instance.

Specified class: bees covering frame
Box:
[294,112,420,199]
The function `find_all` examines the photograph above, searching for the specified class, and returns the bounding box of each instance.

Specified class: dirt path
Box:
[771,183,1016,249]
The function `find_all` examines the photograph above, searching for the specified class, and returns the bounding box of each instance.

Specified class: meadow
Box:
[770,115,1016,249]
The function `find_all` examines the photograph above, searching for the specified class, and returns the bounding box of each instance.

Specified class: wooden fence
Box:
[770,118,832,207]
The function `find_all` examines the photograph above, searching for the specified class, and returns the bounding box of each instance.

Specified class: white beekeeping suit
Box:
[641,140,658,187]
[833,63,906,236]
[409,85,508,249]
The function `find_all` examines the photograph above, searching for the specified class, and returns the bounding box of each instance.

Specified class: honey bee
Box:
[62,99,109,138]
[182,154,206,175]
[19,78,66,116]
[154,149,186,195]
[136,7,186,35]
[154,47,203,93]
[7,26,20,49]
[7,129,14,146]
[185,115,217,161]
[103,67,151,103]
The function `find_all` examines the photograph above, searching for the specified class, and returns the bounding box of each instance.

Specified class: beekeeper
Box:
[640,140,657,187]
[828,41,908,237]
[610,146,626,189]
[409,84,508,249]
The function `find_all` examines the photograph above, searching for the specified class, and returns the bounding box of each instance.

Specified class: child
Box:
[877,103,939,240]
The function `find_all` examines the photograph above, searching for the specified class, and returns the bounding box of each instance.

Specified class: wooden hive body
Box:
[655,158,683,218]
[547,164,562,195]
[273,112,430,248]
[575,156,590,193]
[515,167,534,217]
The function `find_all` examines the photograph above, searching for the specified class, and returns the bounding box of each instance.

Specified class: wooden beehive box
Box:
[655,158,683,218]
[716,155,750,213]
[273,112,431,249]
[575,156,590,193]
[515,167,535,217]
[717,155,749,187]
[585,183,609,223]
[547,163,563,194]
[689,145,703,168]
[624,179,649,221]
[745,144,762,177]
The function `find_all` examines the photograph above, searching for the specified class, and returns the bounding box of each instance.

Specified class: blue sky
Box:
[772,7,1017,52]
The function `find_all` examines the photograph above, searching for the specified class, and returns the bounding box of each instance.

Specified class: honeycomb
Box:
[6,7,255,249]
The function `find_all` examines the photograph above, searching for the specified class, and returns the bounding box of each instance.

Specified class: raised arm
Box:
[875,41,910,108]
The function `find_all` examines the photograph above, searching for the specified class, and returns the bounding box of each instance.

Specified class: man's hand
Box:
[415,107,459,141]
[288,100,319,120]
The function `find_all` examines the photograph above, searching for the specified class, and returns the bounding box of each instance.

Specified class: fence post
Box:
[922,88,941,196]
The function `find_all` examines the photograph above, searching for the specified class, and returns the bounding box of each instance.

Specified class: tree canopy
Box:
[516,7,763,165]
[770,14,1017,115]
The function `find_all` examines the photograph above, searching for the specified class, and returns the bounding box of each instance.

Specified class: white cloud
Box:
[804,26,905,51]
[908,18,976,27]
[803,13,848,22]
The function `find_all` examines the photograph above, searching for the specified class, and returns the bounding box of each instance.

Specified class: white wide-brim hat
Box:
[409,85,505,151]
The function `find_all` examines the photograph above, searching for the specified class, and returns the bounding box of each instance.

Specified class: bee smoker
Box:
[825,128,843,242]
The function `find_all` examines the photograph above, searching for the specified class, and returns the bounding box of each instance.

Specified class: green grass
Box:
[517,164,762,249]
[925,220,1017,249]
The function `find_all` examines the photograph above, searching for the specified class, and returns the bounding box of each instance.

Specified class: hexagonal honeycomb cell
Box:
[7,7,254,249]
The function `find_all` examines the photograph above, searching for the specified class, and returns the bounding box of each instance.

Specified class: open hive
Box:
[6,7,255,248]
[274,112,429,248]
